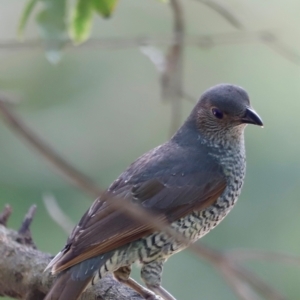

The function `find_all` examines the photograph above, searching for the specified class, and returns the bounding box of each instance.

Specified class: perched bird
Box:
[45,84,263,300]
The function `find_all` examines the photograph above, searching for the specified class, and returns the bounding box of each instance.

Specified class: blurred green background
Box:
[1,0,300,299]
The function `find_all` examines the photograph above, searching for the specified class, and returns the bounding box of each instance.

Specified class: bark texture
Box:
[0,225,143,300]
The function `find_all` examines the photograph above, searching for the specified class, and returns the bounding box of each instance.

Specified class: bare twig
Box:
[0,34,252,50]
[0,32,275,49]
[0,31,299,66]
[0,99,101,198]
[260,32,300,65]
[0,92,21,104]
[16,205,37,248]
[181,91,196,104]
[227,249,300,266]
[162,0,185,136]
[220,265,260,300]
[195,0,244,29]
[0,205,12,226]
[193,0,300,67]
[231,264,285,300]
[43,193,75,235]
[18,205,36,236]
[0,31,290,50]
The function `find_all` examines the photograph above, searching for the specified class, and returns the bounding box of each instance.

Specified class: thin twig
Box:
[18,205,36,236]
[220,265,260,300]
[195,0,244,29]
[260,32,300,65]
[0,99,101,198]
[163,0,185,136]
[43,193,75,235]
[231,264,285,300]
[0,205,12,226]
[17,205,37,248]
[181,91,196,104]
[0,31,299,66]
[227,249,300,266]
[0,32,272,50]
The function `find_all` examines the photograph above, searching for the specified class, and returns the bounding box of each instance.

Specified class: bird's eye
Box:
[212,108,223,119]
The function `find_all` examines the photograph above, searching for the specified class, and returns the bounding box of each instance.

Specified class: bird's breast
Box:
[164,147,247,253]
[132,159,246,263]
[112,146,247,265]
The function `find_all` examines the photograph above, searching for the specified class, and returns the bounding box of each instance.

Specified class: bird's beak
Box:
[241,108,263,127]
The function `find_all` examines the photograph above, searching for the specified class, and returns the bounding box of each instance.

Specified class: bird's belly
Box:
[138,183,242,262]
[91,179,243,282]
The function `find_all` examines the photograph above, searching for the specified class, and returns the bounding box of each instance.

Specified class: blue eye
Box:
[212,108,223,119]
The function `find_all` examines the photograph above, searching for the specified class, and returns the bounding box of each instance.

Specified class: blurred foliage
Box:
[18,0,38,36]
[69,0,119,44]
[1,0,300,299]
[19,0,120,46]
[70,0,94,44]
[93,0,119,18]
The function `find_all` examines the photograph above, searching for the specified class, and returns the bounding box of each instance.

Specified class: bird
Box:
[44,84,263,300]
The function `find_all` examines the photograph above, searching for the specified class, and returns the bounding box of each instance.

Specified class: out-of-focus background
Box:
[1,0,300,299]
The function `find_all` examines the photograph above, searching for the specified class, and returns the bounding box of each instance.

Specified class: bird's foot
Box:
[144,292,164,300]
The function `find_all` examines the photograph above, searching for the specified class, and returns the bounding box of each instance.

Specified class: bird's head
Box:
[192,84,263,140]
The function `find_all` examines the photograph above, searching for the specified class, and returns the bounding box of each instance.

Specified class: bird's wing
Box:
[51,145,226,273]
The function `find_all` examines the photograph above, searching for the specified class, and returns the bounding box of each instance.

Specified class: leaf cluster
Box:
[19,0,119,48]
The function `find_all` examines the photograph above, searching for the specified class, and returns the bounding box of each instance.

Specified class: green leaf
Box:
[93,0,119,18]
[18,0,39,37]
[36,0,67,63]
[70,0,94,44]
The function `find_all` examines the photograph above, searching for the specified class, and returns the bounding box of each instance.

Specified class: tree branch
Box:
[0,195,290,300]
[195,0,244,29]
[0,100,101,198]
[0,205,12,226]
[1,30,299,66]
[0,223,143,300]
[163,0,185,136]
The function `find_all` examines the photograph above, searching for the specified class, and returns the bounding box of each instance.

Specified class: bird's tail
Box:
[44,271,92,300]
[44,254,113,300]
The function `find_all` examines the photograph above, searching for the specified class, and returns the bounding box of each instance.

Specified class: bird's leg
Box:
[114,266,163,300]
[141,260,177,300]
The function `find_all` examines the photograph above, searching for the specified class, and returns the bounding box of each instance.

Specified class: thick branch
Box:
[0,224,51,299]
[0,225,143,300]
